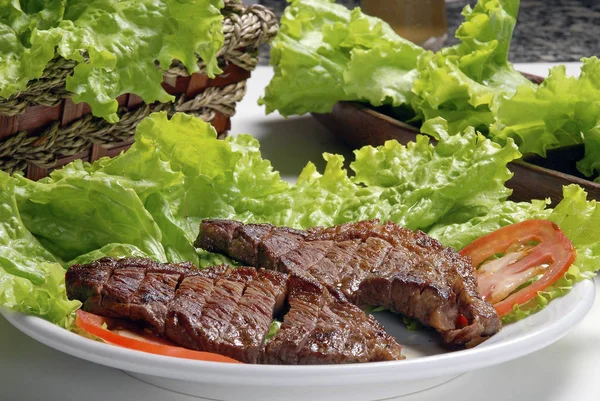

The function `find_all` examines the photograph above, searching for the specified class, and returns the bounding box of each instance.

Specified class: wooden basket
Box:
[0,0,278,180]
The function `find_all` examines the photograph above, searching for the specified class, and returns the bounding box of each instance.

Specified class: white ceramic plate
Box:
[2,279,595,401]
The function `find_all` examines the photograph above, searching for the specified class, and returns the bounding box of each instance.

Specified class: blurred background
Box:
[251,0,600,63]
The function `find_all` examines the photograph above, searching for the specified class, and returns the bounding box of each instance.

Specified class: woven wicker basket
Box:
[0,0,277,180]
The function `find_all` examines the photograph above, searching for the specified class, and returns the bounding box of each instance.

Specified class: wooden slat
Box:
[211,111,231,134]
[105,140,135,158]
[207,64,251,89]
[116,94,129,107]
[90,143,109,163]
[25,164,49,181]
[185,73,209,98]
[0,115,19,140]
[127,94,144,109]
[18,103,63,136]
[162,75,192,96]
[61,98,86,126]
[55,151,90,166]
[162,74,178,92]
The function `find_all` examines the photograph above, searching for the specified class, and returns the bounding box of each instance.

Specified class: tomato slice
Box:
[460,219,576,317]
[75,310,241,363]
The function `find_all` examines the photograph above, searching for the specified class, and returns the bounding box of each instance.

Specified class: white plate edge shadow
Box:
[1,279,595,388]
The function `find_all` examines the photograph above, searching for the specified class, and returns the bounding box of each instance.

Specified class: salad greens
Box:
[0,0,225,122]
[261,0,600,182]
[0,173,80,328]
[259,0,425,116]
[0,112,599,328]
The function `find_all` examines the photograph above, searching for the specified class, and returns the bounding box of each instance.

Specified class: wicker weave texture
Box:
[0,0,277,179]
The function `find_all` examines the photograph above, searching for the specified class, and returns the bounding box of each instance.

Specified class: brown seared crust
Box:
[262,275,403,364]
[194,219,242,256]
[66,257,403,364]
[219,269,289,363]
[197,219,502,346]
[165,274,216,350]
[65,257,194,322]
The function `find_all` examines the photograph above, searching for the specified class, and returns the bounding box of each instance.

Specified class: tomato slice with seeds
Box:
[460,220,576,317]
[75,310,241,363]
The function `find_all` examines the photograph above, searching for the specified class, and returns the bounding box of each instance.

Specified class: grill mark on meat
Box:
[129,272,182,335]
[192,268,256,352]
[356,247,412,308]
[220,270,288,363]
[341,238,393,302]
[257,228,306,271]
[66,258,404,364]
[165,275,216,350]
[328,302,369,363]
[333,238,388,302]
[297,300,350,365]
[197,219,502,346]
[326,239,363,293]
[263,275,404,364]
[229,225,273,266]
[101,267,146,318]
[198,220,242,256]
[307,239,360,291]
[277,240,334,277]
[262,276,326,364]
[65,259,114,315]
[364,314,404,361]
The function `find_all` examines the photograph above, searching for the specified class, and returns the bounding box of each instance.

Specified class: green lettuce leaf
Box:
[429,199,551,249]
[259,0,424,116]
[14,162,171,264]
[265,320,282,342]
[492,57,600,178]
[0,0,224,122]
[250,117,520,231]
[411,0,532,134]
[0,172,80,328]
[67,243,151,266]
[262,0,600,176]
[578,124,600,181]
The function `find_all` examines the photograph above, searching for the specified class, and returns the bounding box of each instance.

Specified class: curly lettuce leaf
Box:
[411,0,532,134]
[111,112,291,233]
[259,117,520,230]
[259,0,424,116]
[429,199,551,249]
[492,57,600,179]
[263,0,600,175]
[0,0,224,122]
[578,124,600,181]
[0,172,80,328]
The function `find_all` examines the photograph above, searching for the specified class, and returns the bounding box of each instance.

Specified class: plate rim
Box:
[1,279,595,386]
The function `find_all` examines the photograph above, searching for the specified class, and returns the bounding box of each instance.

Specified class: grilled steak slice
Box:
[196,219,501,346]
[66,257,194,333]
[66,258,288,363]
[263,275,403,364]
[66,257,403,363]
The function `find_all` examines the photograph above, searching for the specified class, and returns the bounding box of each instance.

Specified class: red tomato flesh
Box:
[75,310,242,363]
[460,220,576,317]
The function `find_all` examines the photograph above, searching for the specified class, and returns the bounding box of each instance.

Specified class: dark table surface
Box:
[258,0,600,63]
